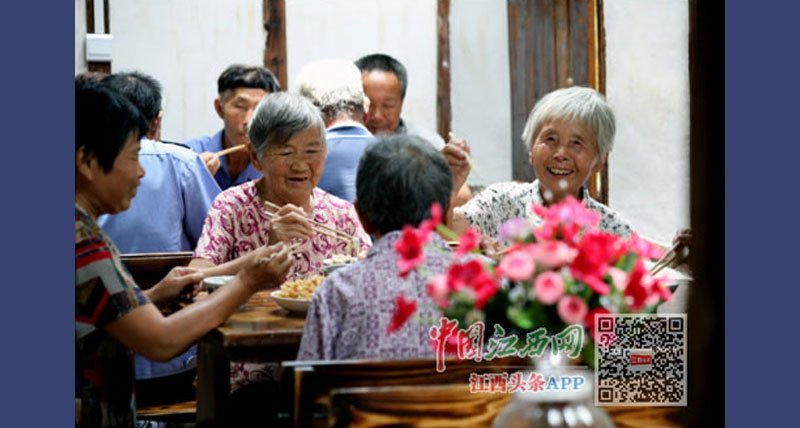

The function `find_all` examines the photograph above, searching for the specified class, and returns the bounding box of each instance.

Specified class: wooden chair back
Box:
[329,384,511,428]
[283,357,528,428]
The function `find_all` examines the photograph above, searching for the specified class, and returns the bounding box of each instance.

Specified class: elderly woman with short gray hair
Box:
[189,92,371,390]
[446,86,632,239]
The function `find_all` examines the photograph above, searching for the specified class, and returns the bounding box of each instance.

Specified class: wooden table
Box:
[196,291,306,426]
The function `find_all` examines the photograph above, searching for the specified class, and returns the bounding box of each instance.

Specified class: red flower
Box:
[569,231,623,295]
[455,227,480,258]
[387,293,418,334]
[395,225,429,277]
[419,202,443,234]
[445,260,500,309]
[624,259,657,310]
[499,250,536,281]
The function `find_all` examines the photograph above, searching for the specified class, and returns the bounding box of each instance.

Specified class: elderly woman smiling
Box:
[190,92,371,276]
[447,86,631,239]
[189,91,370,390]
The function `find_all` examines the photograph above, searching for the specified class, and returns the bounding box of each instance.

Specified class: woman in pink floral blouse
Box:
[189,92,371,392]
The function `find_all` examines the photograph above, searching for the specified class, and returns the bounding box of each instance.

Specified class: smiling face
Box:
[529,119,602,203]
[361,70,403,135]
[79,131,145,217]
[255,126,326,206]
[217,87,269,147]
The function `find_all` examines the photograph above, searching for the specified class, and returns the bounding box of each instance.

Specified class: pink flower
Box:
[387,293,418,334]
[394,225,428,278]
[532,195,601,243]
[426,275,450,308]
[533,271,565,304]
[498,218,532,241]
[626,233,664,260]
[523,241,578,269]
[557,295,588,325]
[498,250,536,281]
[455,227,481,258]
[607,267,628,291]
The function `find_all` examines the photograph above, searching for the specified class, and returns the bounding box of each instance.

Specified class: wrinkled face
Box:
[361,70,403,135]
[93,132,145,215]
[529,119,602,203]
[256,126,327,205]
[219,87,269,146]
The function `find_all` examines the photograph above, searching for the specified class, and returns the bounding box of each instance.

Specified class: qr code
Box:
[594,313,686,406]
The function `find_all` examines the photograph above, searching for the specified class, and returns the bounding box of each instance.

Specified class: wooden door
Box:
[507,0,607,203]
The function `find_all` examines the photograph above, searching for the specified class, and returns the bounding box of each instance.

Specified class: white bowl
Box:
[203,275,235,292]
[270,290,311,313]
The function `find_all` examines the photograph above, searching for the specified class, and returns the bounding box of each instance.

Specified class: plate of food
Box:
[271,274,326,313]
[203,275,235,292]
[320,254,359,275]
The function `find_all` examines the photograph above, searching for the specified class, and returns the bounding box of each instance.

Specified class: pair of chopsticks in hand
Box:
[649,241,688,276]
[256,240,303,265]
[448,132,480,179]
[261,199,359,254]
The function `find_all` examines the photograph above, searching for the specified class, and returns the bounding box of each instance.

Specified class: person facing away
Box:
[355,53,473,207]
[95,71,222,408]
[297,134,455,360]
[294,58,375,202]
[75,78,292,428]
[184,64,281,190]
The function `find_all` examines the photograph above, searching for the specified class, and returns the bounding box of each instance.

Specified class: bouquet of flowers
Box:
[389,196,673,365]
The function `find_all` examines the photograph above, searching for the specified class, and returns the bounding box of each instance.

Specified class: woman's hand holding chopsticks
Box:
[265,203,316,245]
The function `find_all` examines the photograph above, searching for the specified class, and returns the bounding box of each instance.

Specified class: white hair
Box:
[293,59,366,123]
[521,86,616,159]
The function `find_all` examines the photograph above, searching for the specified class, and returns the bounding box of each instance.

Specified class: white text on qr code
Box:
[594,313,687,406]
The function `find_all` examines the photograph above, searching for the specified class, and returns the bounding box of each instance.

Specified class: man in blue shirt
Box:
[97,72,221,407]
[184,64,281,190]
[294,59,374,202]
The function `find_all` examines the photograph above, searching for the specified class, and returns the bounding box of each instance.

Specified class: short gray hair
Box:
[248,92,326,158]
[521,86,616,159]
[294,59,365,123]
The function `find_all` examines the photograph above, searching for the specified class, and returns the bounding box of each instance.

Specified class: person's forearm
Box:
[106,276,255,362]
[448,209,470,235]
[192,253,253,278]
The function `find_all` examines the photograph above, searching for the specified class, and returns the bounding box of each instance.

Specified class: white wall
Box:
[109,0,265,142]
[450,0,512,186]
[285,0,439,136]
[605,0,690,243]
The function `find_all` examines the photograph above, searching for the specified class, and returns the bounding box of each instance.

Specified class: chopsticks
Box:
[261,199,359,254]
[649,241,684,276]
[448,132,481,178]
[256,241,304,265]
[214,144,247,157]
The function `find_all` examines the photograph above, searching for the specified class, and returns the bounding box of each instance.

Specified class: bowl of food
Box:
[203,275,235,292]
[321,254,359,275]
[271,274,325,313]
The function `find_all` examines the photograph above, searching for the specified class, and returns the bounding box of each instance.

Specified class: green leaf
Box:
[507,306,535,330]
